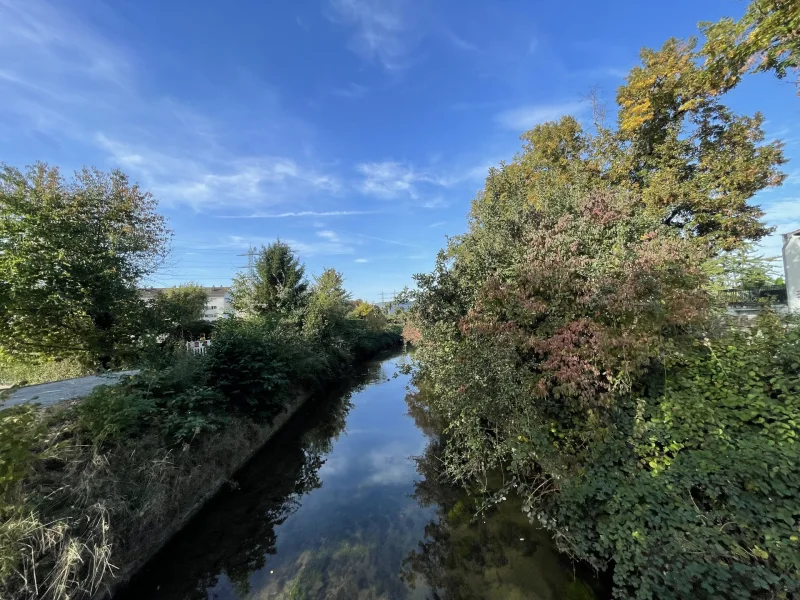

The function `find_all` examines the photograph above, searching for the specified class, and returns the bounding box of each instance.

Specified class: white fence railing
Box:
[186,339,212,355]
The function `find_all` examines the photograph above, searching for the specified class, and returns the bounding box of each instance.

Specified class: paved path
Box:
[1,370,139,409]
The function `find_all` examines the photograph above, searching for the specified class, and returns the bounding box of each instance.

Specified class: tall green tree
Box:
[0,163,170,366]
[149,283,209,341]
[348,301,388,332]
[303,268,351,340]
[616,38,786,248]
[230,241,308,317]
[707,243,784,290]
[700,0,800,93]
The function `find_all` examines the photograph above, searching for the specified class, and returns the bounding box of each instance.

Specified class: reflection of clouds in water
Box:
[317,454,348,477]
[363,440,427,486]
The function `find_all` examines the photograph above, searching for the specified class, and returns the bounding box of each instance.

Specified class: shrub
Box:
[74,384,156,445]
[411,183,799,598]
[161,386,226,443]
[0,406,43,497]
[204,320,291,416]
[348,301,388,332]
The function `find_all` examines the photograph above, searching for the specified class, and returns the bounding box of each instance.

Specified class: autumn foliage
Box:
[410,11,799,599]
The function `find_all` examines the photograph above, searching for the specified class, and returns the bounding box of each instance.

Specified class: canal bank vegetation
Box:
[410,6,800,600]
[0,235,401,599]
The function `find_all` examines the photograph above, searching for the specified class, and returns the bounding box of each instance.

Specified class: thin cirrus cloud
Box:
[494,101,588,130]
[227,235,355,257]
[216,210,374,219]
[758,198,800,258]
[327,1,479,70]
[327,0,419,71]
[96,134,341,210]
[0,0,336,212]
[355,159,489,200]
[331,82,369,98]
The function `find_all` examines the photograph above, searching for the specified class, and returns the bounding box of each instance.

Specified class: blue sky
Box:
[1,0,798,300]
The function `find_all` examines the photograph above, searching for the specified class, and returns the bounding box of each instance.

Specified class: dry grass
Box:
[0,401,280,600]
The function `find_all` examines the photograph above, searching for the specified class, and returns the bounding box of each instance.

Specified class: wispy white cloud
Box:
[96,134,340,209]
[429,221,447,228]
[494,101,588,130]
[317,229,341,242]
[566,66,629,81]
[357,161,426,198]
[0,0,132,91]
[420,197,450,209]
[757,197,800,258]
[441,28,479,52]
[354,258,369,263]
[228,235,355,257]
[327,0,418,71]
[0,0,335,212]
[355,159,488,200]
[331,82,369,98]
[351,232,416,247]
[216,210,374,219]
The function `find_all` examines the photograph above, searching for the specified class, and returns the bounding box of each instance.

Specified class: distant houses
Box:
[139,286,233,321]
[784,228,800,314]
[725,228,800,319]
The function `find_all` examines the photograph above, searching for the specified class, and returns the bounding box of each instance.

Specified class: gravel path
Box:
[1,370,140,409]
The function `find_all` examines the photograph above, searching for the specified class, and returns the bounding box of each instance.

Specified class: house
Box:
[724,227,799,319]
[783,228,800,314]
[139,286,233,321]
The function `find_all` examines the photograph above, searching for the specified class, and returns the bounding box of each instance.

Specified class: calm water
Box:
[117,352,606,600]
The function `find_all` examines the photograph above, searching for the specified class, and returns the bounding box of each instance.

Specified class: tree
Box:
[707,242,784,289]
[348,301,388,332]
[700,0,800,93]
[0,163,170,366]
[408,25,800,597]
[302,268,351,340]
[149,283,209,341]
[230,242,308,317]
[616,38,786,248]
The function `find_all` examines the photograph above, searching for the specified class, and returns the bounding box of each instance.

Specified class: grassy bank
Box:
[0,357,90,388]
[0,316,401,600]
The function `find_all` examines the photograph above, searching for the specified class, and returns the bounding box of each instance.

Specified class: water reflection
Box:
[402,391,605,600]
[117,353,432,600]
[116,353,605,600]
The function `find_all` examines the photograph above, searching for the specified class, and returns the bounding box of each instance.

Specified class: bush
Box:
[75,384,156,445]
[160,385,226,442]
[411,181,799,598]
[0,406,43,497]
[204,319,292,416]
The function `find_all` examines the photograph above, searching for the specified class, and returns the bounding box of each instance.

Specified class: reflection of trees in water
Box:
[117,364,373,600]
[219,390,354,598]
[402,389,603,600]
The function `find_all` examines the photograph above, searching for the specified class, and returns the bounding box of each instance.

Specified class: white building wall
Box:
[202,290,233,321]
[140,286,232,322]
[783,229,800,314]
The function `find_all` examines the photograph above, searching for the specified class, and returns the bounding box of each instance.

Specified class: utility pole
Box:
[237,247,257,279]
[380,290,385,306]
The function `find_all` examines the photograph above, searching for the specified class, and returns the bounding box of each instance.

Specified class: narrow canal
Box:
[116,351,605,600]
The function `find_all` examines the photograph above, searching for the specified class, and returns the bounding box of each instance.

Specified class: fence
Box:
[720,284,788,306]
[186,339,212,355]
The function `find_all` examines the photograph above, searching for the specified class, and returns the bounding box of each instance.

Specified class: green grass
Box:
[0,357,89,387]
